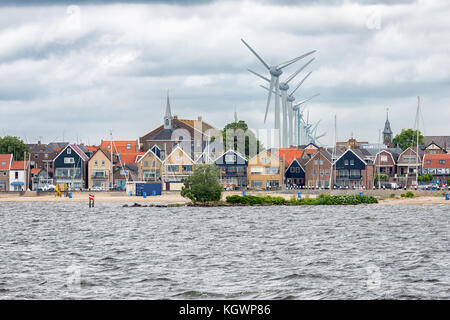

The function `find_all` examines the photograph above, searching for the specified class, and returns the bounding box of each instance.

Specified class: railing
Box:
[91,173,107,179]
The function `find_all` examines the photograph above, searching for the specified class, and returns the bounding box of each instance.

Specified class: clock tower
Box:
[383,108,393,147]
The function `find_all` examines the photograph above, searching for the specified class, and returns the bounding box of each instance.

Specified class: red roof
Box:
[0,154,13,170]
[278,148,305,167]
[11,161,29,170]
[85,145,99,153]
[100,140,137,154]
[423,154,450,168]
[31,168,41,174]
[119,152,145,165]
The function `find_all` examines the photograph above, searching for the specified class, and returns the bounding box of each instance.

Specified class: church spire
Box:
[164,90,173,129]
[383,107,393,147]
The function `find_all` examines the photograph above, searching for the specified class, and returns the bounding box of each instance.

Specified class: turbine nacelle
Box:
[269,67,282,77]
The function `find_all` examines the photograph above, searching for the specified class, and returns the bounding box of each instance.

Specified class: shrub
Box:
[225,194,378,205]
[405,191,414,198]
[390,193,396,198]
[400,193,406,197]
[181,164,223,203]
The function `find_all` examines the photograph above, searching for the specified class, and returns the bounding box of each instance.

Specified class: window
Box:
[350,169,360,177]
[167,165,179,172]
[380,155,388,162]
[350,159,354,166]
[338,170,349,178]
[320,160,324,165]
[1,161,6,166]
[45,153,48,158]
[426,160,431,165]
[296,167,301,173]
[152,160,156,167]
[64,157,75,164]
[34,154,38,159]
[183,165,193,172]
[15,172,18,179]
[344,160,349,165]
[290,167,296,173]
[266,166,280,174]
[102,160,105,166]
[126,143,131,150]
[225,154,236,163]
[439,160,446,164]
[94,160,98,166]
[403,155,416,162]
[251,180,263,188]
[107,145,110,149]
[314,160,318,165]
[144,161,148,167]
[67,148,71,154]
[250,166,263,174]
[260,157,270,164]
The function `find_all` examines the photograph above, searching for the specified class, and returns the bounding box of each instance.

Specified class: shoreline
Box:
[0,191,449,205]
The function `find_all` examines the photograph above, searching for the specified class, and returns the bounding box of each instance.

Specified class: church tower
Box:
[383,108,393,147]
[163,91,173,130]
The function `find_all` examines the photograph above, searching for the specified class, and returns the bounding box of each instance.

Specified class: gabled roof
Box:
[27,143,55,153]
[423,141,447,153]
[163,145,194,164]
[0,154,13,170]
[285,158,305,173]
[54,144,89,162]
[334,148,367,166]
[248,149,283,163]
[305,149,333,166]
[423,154,450,168]
[89,148,111,162]
[136,148,161,163]
[423,136,450,150]
[213,149,247,164]
[11,161,29,170]
[398,146,424,162]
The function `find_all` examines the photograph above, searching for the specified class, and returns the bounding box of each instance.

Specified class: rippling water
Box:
[0,202,448,299]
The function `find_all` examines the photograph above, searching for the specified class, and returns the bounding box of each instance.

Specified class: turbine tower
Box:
[251,59,314,147]
[241,38,315,147]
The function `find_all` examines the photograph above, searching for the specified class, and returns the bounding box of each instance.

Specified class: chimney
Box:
[198,116,202,122]
[174,115,178,119]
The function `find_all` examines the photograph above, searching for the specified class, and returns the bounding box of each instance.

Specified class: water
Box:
[0,202,448,299]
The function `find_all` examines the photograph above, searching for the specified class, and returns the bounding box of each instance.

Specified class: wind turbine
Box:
[292,93,319,145]
[241,38,315,146]
[250,58,314,147]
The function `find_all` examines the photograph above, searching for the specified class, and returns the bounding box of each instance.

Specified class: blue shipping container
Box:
[135,183,162,196]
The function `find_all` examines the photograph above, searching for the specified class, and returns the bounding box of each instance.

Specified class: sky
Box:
[0,0,449,147]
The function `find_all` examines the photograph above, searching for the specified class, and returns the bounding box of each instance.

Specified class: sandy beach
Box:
[0,191,449,205]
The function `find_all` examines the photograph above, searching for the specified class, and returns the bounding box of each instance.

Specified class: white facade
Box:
[9,169,27,191]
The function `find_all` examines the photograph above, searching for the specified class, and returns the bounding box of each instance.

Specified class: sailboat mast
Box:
[110,130,113,190]
[415,96,420,186]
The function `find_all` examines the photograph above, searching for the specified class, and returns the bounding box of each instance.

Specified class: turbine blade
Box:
[260,84,281,97]
[286,58,315,84]
[278,50,316,70]
[264,76,276,123]
[293,93,320,107]
[289,71,313,97]
[248,69,270,82]
[241,38,270,70]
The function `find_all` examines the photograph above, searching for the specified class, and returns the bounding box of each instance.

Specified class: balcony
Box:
[91,172,108,179]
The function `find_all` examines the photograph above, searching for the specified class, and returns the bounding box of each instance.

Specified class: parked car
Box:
[91,186,105,191]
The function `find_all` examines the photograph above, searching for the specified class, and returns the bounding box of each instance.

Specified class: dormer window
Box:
[67,148,71,154]
[126,143,131,150]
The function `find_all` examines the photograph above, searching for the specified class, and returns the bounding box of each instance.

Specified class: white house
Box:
[9,160,30,191]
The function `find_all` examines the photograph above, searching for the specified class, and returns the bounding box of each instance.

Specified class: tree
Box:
[0,136,29,160]
[418,173,433,183]
[392,129,424,151]
[222,120,262,158]
[181,164,223,203]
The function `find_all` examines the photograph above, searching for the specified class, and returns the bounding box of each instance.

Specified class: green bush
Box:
[225,194,378,205]
[390,193,396,198]
[181,164,223,203]
[405,191,414,198]
[400,193,405,197]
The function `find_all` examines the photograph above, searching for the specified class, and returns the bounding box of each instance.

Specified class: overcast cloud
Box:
[0,0,449,146]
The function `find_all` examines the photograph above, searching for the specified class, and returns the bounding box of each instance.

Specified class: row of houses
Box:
[1,96,449,191]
